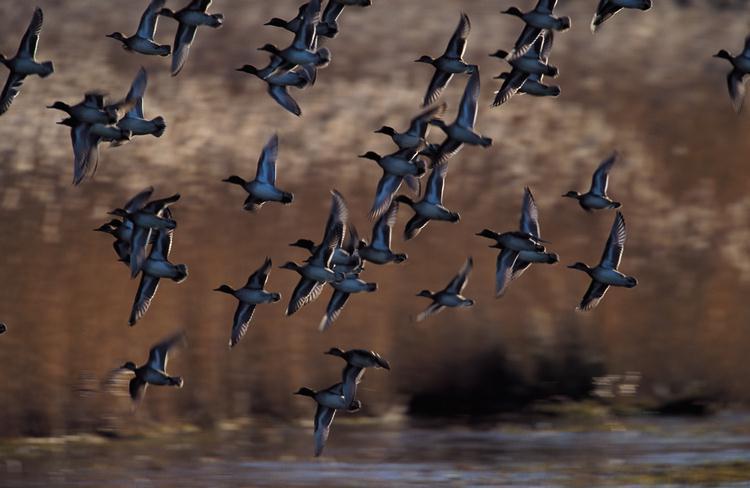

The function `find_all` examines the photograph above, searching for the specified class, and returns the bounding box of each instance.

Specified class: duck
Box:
[106,0,171,56]
[94,187,156,262]
[714,36,750,113]
[501,0,570,60]
[492,31,557,107]
[264,3,309,34]
[591,0,651,33]
[416,257,474,322]
[563,151,621,211]
[319,263,377,331]
[494,71,560,99]
[395,162,459,240]
[510,187,558,282]
[416,12,475,107]
[117,331,185,402]
[56,118,102,185]
[325,347,390,406]
[358,201,408,265]
[0,7,53,116]
[49,91,135,126]
[290,224,361,270]
[430,69,492,163]
[116,67,166,137]
[374,103,446,151]
[223,134,294,211]
[214,258,281,348]
[159,0,224,76]
[110,192,180,278]
[281,190,348,315]
[129,218,189,326]
[238,61,316,117]
[294,382,361,457]
[259,0,331,76]
[568,211,637,310]
[362,149,425,219]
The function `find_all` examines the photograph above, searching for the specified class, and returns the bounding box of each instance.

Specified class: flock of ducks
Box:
[0,0,742,457]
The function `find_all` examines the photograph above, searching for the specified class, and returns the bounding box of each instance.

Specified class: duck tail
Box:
[151,116,166,137]
[559,16,572,30]
[315,47,332,68]
[366,282,377,292]
[480,136,493,147]
[394,253,408,263]
[210,13,224,28]
[281,192,294,204]
[40,61,54,78]
[173,264,189,283]
[611,201,622,209]
[169,376,184,388]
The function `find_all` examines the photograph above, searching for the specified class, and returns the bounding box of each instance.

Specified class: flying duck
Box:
[430,69,492,163]
[215,258,281,348]
[116,331,186,402]
[492,31,557,107]
[295,382,361,457]
[223,134,294,211]
[238,61,316,116]
[116,67,166,137]
[563,151,621,211]
[129,216,188,326]
[281,190,348,315]
[416,12,475,107]
[358,201,407,265]
[395,162,459,240]
[106,0,171,56]
[416,257,475,322]
[319,262,376,331]
[325,347,390,406]
[290,223,361,270]
[95,187,155,263]
[361,148,425,219]
[374,103,447,151]
[591,0,651,32]
[0,7,53,116]
[510,187,559,281]
[159,0,224,76]
[264,3,309,34]
[49,91,135,126]
[568,211,637,310]
[714,35,750,113]
[502,0,570,60]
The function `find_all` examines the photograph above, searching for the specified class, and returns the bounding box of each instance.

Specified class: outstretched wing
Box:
[445,257,473,294]
[147,331,185,372]
[445,12,471,59]
[256,133,279,184]
[17,7,44,58]
[519,187,540,237]
[246,257,272,289]
[457,69,480,129]
[600,211,627,269]
[590,151,617,196]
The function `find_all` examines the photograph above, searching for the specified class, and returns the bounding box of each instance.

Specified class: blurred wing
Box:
[590,151,617,196]
[246,257,272,289]
[435,137,464,164]
[508,25,541,60]
[408,102,446,139]
[728,69,747,113]
[493,69,527,107]
[124,186,155,213]
[319,290,350,331]
[578,281,609,311]
[18,7,43,57]
[423,70,453,107]
[149,228,173,261]
[129,274,160,325]
[147,331,185,371]
[457,70,480,129]
[268,85,302,116]
[313,405,336,457]
[372,201,398,250]
[495,249,518,297]
[369,173,402,220]
[287,278,325,315]
[230,303,256,347]
[256,133,279,184]
[404,214,430,241]
[124,67,147,119]
[342,365,365,406]
[591,0,621,32]
[445,12,471,58]
[600,211,626,269]
[511,259,532,281]
[137,0,166,39]
[519,187,540,237]
[128,226,152,278]
[416,302,444,322]
[0,72,25,115]
[171,23,198,76]
[425,162,448,205]
[446,257,473,294]
[129,376,148,402]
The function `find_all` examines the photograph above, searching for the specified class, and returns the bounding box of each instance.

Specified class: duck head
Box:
[416,290,433,298]
[258,44,282,56]
[279,261,302,272]
[358,151,381,162]
[93,220,120,234]
[222,175,247,186]
[264,17,288,28]
[120,361,137,371]
[236,64,258,76]
[106,32,127,43]
[324,347,345,357]
[394,195,415,206]
[713,49,733,61]
[47,101,70,112]
[289,238,316,251]
[294,387,316,398]
[414,55,435,65]
[625,276,638,288]
[489,49,510,60]
[562,191,581,199]
[501,6,524,17]
[567,262,591,273]
[374,126,397,137]
[213,284,235,294]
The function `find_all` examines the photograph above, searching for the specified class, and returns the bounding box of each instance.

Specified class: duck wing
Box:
[255,133,279,184]
[186,0,212,11]
[319,290,350,331]
[519,187,540,238]
[341,364,365,406]
[293,0,321,50]
[129,376,148,402]
[728,69,748,113]
[149,227,174,261]
[511,259,532,281]
[268,84,302,116]
[371,200,398,251]
[311,190,348,265]
[0,72,25,115]
[416,302,444,322]
[146,332,185,373]
[591,0,621,32]
[600,211,626,269]
[590,151,617,196]
[404,214,430,241]
[508,24,542,61]
[129,274,160,325]
[313,404,336,457]
[445,12,471,59]
[434,137,464,164]
[408,102,446,140]
[17,7,43,58]
[369,172,402,219]
[124,187,155,213]
[128,225,152,278]
[536,0,558,14]
[446,257,473,294]
[578,280,609,311]
[137,0,166,39]
[70,123,100,185]
[123,67,147,120]
[492,68,528,107]
[457,69,480,129]
[287,277,325,315]
[171,22,198,76]
[425,162,448,205]
[322,0,345,26]
[423,70,453,107]
[496,249,519,297]
[246,257,272,289]
[230,302,256,348]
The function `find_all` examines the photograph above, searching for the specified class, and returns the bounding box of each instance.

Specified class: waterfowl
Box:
[317,1,348,38]
[494,71,560,98]
[416,12,475,107]
[95,187,155,263]
[430,69,492,163]
[591,0,651,32]
[238,61,316,116]
[223,134,294,211]
[259,0,331,76]
[374,103,447,151]
[290,224,361,270]
[118,331,185,402]
[106,0,171,56]
[49,92,134,126]
[714,36,750,113]
[563,151,621,211]
[110,192,180,278]
[395,162,460,240]
[215,258,281,348]
[0,7,53,116]
[319,263,376,331]
[264,3,308,34]
[295,382,361,457]
[568,211,637,310]
[159,0,224,76]
[56,118,101,185]
[325,347,390,406]
[358,201,407,265]
[416,257,474,322]
[492,31,557,107]
[501,0,570,60]
[363,149,424,219]
[129,219,189,326]
[117,67,166,137]
[281,190,348,315]
[90,122,132,146]
[510,187,559,281]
